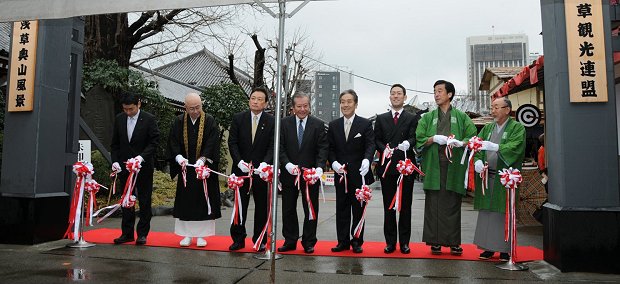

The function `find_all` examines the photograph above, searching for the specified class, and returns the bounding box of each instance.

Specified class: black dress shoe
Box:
[331,243,349,252]
[479,250,495,260]
[400,244,410,254]
[499,253,510,261]
[135,236,147,245]
[257,244,266,252]
[450,246,463,256]
[277,244,296,252]
[384,244,396,254]
[430,245,442,255]
[113,235,134,244]
[352,246,363,253]
[229,242,245,251]
[304,246,314,254]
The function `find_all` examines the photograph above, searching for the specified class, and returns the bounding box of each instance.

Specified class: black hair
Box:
[390,84,406,96]
[251,87,269,103]
[120,92,140,105]
[433,80,456,101]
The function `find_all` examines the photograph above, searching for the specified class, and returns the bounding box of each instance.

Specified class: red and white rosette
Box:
[253,162,274,251]
[302,168,321,221]
[445,134,455,163]
[389,159,413,212]
[461,136,483,192]
[195,165,212,215]
[353,180,372,238]
[389,149,425,212]
[64,161,94,241]
[381,145,395,178]
[121,158,141,208]
[499,167,523,261]
[83,179,102,227]
[338,164,348,193]
[228,174,245,225]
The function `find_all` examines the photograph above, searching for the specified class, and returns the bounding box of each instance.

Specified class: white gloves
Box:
[397,140,410,151]
[112,162,122,173]
[195,158,205,167]
[175,155,188,166]
[433,135,448,145]
[481,141,499,152]
[360,159,370,177]
[331,161,345,174]
[134,155,144,163]
[285,163,299,175]
[474,160,485,173]
[315,167,323,178]
[237,160,251,173]
[446,137,464,147]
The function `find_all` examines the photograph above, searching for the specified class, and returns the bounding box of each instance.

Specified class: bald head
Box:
[185,93,203,120]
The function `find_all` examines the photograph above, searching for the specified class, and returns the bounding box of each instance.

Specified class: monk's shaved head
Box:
[185,93,202,105]
[185,93,203,120]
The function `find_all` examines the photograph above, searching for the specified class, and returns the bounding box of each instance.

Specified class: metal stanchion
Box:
[254,187,281,261]
[496,185,527,271]
[67,194,95,248]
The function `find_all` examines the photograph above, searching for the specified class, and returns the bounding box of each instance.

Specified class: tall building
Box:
[313,71,340,122]
[466,34,528,113]
[339,68,354,93]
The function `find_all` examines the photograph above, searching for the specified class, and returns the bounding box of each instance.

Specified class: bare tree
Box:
[84,7,244,68]
[263,28,318,114]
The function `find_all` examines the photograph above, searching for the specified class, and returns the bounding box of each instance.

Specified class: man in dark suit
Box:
[111,92,160,245]
[278,93,328,254]
[328,89,375,254]
[227,87,275,252]
[374,84,419,254]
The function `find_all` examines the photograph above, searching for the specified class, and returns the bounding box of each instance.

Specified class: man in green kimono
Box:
[473,97,525,261]
[416,80,476,255]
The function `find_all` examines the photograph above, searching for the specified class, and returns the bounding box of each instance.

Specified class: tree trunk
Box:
[251,34,266,89]
[227,54,241,87]
[84,14,132,67]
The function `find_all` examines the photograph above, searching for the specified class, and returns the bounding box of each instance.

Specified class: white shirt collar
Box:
[129,110,140,120]
[251,111,263,122]
[391,108,403,117]
[297,116,306,125]
[344,114,356,125]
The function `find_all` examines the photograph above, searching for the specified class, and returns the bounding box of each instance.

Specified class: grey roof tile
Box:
[130,65,204,107]
[0,22,11,54]
[154,48,253,94]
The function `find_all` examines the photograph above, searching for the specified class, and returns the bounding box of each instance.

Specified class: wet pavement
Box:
[1,182,619,283]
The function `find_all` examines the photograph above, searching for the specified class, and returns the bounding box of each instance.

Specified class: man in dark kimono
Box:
[168,93,221,247]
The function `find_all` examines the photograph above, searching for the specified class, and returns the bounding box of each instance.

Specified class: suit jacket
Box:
[111,110,160,170]
[328,115,375,185]
[374,110,419,176]
[228,110,275,176]
[279,115,328,185]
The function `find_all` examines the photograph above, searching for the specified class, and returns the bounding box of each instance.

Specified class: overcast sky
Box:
[212,0,544,118]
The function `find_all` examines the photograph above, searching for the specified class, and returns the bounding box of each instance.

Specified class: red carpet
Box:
[83,228,543,262]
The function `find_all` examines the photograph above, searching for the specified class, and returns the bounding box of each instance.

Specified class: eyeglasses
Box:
[491,106,509,110]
